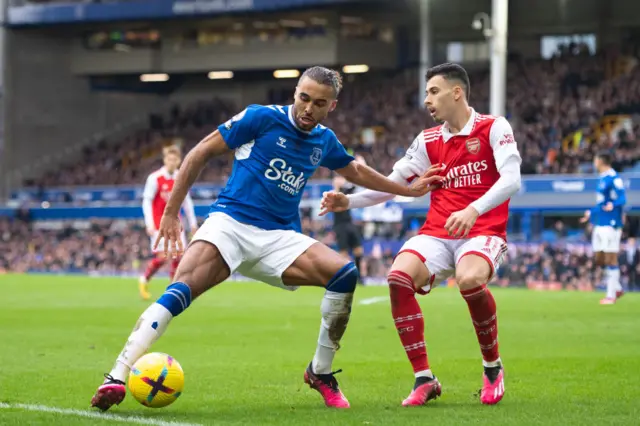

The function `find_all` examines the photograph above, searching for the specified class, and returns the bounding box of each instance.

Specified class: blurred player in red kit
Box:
[321,63,522,406]
[139,145,198,300]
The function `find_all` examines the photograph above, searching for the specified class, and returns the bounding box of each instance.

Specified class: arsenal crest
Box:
[465,138,480,154]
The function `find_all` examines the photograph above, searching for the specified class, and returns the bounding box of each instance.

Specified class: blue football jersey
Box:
[591,169,626,228]
[209,104,354,232]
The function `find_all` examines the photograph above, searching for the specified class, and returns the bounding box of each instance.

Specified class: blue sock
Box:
[326,262,358,293]
[156,282,192,317]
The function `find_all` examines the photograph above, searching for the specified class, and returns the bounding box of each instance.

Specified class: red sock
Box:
[144,255,166,281]
[169,257,181,281]
[388,270,429,373]
[461,285,499,363]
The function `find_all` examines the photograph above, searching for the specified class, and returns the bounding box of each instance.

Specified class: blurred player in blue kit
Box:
[91,66,444,410]
[581,151,627,304]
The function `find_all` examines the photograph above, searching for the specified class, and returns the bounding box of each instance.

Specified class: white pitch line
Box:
[359,296,388,305]
[0,402,202,426]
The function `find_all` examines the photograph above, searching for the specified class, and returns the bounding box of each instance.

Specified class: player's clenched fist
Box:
[153,214,184,258]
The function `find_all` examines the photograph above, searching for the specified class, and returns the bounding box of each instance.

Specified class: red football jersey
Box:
[142,167,198,231]
[393,108,521,240]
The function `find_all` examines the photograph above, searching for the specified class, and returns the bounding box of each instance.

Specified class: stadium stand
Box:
[23,51,640,189]
[3,1,640,294]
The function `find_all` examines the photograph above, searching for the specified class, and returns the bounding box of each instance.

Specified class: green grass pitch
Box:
[0,274,639,425]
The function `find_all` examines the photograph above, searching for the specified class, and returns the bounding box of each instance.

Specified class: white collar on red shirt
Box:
[441,107,476,143]
[160,167,177,179]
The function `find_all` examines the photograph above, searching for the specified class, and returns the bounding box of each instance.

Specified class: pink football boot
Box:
[402,376,442,407]
[304,363,350,408]
[91,374,126,411]
[480,366,505,405]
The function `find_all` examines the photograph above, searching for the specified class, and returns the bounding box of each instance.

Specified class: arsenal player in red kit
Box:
[139,145,198,300]
[321,63,521,406]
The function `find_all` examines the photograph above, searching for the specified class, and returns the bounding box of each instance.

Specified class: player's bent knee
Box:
[326,262,359,293]
[388,270,418,303]
[156,282,192,317]
[390,252,430,289]
[456,254,492,290]
[455,272,486,291]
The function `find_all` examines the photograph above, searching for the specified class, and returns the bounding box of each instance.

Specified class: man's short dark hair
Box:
[596,150,613,165]
[299,66,343,98]
[426,63,470,100]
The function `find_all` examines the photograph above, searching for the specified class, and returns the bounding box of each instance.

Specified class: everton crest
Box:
[310,147,322,166]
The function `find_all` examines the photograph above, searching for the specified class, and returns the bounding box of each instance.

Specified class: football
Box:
[128,352,184,408]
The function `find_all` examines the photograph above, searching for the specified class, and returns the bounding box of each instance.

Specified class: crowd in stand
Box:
[0,218,151,275]
[22,48,640,190]
[6,45,640,293]
[2,217,640,292]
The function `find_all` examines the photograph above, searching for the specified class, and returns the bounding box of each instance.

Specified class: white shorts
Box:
[190,212,317,291]
[591,226,622,253]
[398,235,507,294]
[151,230,188,254]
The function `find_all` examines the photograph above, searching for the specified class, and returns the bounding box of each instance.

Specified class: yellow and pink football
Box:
[128,352,184,408]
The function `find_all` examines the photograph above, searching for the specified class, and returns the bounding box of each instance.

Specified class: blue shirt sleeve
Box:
[321,132,354,170]
[217,105,264,149]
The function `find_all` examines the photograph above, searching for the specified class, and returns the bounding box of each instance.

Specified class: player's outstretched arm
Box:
[154,130,230,254]
[319,178,396,216]
[320,164,444,216]
[319,169,417,216]
[336,161,444,198]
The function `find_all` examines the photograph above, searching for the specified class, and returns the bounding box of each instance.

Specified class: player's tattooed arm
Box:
[154,130,230,255]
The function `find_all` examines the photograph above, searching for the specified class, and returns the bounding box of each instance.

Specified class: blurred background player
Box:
[331,154,365,275]
[139,145,198,300]
[580,151,627,304]
[320,63,521,406]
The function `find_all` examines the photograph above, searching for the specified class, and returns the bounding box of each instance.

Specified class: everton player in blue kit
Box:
[91,66,443,410]
[580,151,627,304]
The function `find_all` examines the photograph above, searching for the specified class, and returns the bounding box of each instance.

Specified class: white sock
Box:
[483,357,502,368]
[613,269,623,292]
[108,303,173,383]
[312,291,353,374]
[415,369,434,379]
[605,268,617,299]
